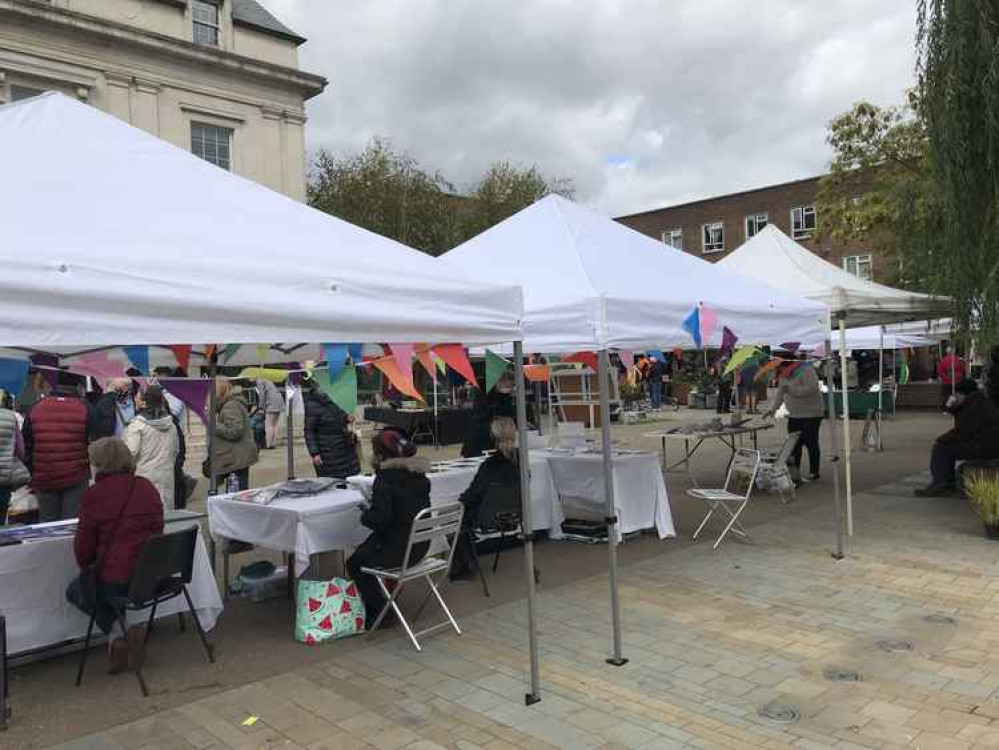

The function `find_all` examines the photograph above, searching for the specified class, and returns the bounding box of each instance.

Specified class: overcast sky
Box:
[264,0,916,217]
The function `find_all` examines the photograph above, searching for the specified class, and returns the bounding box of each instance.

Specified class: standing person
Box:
[647,356,665,409]
[462,371,518,458]
[16,369,50,415]
[256,377,283,450]
[95,378,137,438]
[0,403,29,524]
[938,346,966,408]
[764,359,825,483]
[211,380,258,492]
[23,373,100,521]
[123,385,180,511]
[346,429,431,629]
[152,367,188,426]
[302,372,360,479]
[915,379,999,496]
[66,438,164,674]
[740,360,761,414]
[709,366,733,414]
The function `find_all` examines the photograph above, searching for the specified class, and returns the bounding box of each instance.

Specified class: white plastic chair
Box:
[757,431,801,503]
[688,449,762,549]
[362,501,465,651]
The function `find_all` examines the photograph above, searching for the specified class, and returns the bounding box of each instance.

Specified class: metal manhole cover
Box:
[876,638,915,652]
[924,614,958,625]
[823,667,862,683]
[759,702,800,724]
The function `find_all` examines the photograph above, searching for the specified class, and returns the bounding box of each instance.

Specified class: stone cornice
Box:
[0,0,327,100]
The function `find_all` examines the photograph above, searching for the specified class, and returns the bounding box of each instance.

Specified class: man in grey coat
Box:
[256,378,283,449]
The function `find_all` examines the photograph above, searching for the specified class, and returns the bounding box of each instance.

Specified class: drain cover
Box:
[759,702,801,724]
[876,638,915,652]
[823,667,862,683]
[924,614,958,625]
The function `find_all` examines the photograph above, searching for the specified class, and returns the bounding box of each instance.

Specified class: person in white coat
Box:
[123,385,180,511]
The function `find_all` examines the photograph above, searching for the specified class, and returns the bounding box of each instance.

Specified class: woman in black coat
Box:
[302,373,360,479]
[346,428,431,628]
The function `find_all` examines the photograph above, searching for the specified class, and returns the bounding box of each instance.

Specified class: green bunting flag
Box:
[485,349,511,392]
[221,343,242,364]
[316,364,357,414]
[723,345,760,376]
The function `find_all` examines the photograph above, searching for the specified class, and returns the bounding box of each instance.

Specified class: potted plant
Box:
[965,470,999,538]
[670,370,694,406]
[619,382,644,409]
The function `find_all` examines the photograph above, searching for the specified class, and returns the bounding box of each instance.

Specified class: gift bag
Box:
[295,577,365,645]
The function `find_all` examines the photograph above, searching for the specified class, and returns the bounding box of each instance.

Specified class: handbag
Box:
[74,476,137,604]
[7,457,29,489]
[295,577,366,644]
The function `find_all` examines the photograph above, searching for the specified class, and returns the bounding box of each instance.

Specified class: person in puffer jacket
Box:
[346,429,430,629]
[123,385,180,511]
[302,372,360,479]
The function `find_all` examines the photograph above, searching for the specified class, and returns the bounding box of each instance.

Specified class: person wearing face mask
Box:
[461,370,521,458]
[95,377,137,439]
[915,379,999,497]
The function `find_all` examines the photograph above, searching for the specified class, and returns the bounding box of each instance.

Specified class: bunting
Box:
[71,351,127,382]
[719,327,738,355]
[432,344,478,388]
[0,358,30,397]
[617,350,635,368]
[373,356,423,401]
[388,344,415,381]
[780,342,801,354]
[754,358,783,382]
[204,344,217,361]
[347,343,363,363]
[523,364,551,383]
[484,349,511,392]
[255,344,271,362]
[322,343,348,383]
[123,345,149,375]
[682,308,702,348]
[221,344,241,364]
[723,345,760,375]
[169,345,192,372]
[564,351,598,371]
[415,347,438,382]
[316,365,358,413]
[699,304,719,344]
[160,378,212,422]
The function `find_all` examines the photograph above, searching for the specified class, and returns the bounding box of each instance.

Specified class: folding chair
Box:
[688,448,761,549]
[362,502,465,651]
[75,527,216,697]
[466,483,541,597]
[758,431,801,503]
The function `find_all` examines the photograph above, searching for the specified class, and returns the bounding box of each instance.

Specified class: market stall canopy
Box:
[440,195,829,354]
[0,93,523,349]
[801,325,936,352]
[884,318,953,341]
[718,225,951,327]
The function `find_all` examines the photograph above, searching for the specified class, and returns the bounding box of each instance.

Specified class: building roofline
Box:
[615,173,827,220]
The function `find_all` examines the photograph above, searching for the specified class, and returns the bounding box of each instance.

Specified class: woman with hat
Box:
[302,371,360,479]
[346,428,431,628]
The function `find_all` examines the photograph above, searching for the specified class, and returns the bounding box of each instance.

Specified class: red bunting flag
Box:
[414,346,437,382]
[523,364,551,382]
[169,345,192,372]
[564,351,598,371]
[433,344,478,388]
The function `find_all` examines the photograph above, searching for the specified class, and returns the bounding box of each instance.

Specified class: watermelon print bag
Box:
[295,577,366,644]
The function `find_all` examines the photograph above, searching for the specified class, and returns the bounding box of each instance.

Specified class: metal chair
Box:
[757,431,801,503]
[688,448,762,549]
[75,527,216,697]
[465,483,540,597]
[362,502,465,651]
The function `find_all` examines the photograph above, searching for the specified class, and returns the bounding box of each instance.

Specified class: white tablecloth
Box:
[347,455,564,537]
[1,521,222,657]
[536,450,675,540]
[208,489,370,576]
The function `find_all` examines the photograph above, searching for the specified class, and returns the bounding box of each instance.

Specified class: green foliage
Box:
[965,470,999,527]
[459,161,574,240]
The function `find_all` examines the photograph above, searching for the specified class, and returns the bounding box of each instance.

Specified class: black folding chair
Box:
[75,527,215,697]
[467,483,540,597]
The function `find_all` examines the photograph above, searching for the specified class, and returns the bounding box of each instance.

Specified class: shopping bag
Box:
[294,577,365,645]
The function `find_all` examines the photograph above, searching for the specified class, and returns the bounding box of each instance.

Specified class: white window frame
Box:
[744,212,768,240]
[790,204,816,239]
[701,221,725,254]
[192,0,221,46]
[843,254,873,281]
[661,227,683,250]
[191,121,233,170]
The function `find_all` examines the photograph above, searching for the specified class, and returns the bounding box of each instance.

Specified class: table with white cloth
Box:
[646,421,774,486]
[533,450,675,541]
[347,454,564,537]
[207,488,370,578]
[1,513,222,659]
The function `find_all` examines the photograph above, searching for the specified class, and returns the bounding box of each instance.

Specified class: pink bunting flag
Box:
[388,344,415,380]
[415,347,437,382]
[812,342,827,357]
[373,356,423,401]
[71,351,126,382]
[699,304,719,344]
[617,350,635,368]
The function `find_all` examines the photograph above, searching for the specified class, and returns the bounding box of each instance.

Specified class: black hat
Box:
[955,379,979,396]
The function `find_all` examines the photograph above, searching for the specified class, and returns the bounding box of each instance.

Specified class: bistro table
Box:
[646,420,774,486]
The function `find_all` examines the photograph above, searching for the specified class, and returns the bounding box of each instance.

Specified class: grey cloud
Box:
[264,0,916,216]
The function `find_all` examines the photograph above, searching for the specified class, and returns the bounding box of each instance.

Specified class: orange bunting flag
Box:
[373,356,424,402]
[204,344,217,361]
[415,347,437,382]
[523,364,551,383]
[432,344,478,388]
[754,358,783,382]
[563,351,598,371]
[169,345,192,372]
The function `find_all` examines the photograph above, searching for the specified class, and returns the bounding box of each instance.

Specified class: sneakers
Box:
[913,484,957,497]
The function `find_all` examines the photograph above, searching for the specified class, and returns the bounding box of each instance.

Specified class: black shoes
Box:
[913,484,957,497]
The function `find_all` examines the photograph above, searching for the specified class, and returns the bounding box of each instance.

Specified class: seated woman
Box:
[346,428,430,629]
[451,417,520,580]
[67,437,164,673]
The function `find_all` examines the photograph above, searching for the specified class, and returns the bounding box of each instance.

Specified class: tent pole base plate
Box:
[525,693,541,706]
[606,657,629,667]
[831,553,844,561]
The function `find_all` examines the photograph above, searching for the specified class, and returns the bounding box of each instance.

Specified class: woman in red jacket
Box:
[67,437,164,673]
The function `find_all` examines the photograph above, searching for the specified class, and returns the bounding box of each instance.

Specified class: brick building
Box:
[616,174,881,282]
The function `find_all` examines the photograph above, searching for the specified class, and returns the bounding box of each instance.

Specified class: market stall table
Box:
[1,511,221,660]
[363,407,473,445]
[647,421,775,486]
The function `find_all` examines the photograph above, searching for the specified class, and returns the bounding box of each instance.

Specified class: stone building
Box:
[0,0,325,200]
[616,174,881,282]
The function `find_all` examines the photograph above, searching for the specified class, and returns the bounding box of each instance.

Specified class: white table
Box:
[1,517,221,658]
[207,488,369,577]
[535,450,675,541]
[347,455,564,537]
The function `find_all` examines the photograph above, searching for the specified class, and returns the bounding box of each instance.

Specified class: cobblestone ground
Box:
[40,470,999,750]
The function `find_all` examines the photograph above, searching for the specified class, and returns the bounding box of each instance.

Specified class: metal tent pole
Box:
[877,326,884,451]
[286,385,296,480]
[514,341,542,705]
[824,337,846,559]
[208,359,219,494]
[839,319,854,537]
[598,348,627,667]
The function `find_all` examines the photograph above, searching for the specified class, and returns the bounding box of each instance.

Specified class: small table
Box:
[646,421,774,486]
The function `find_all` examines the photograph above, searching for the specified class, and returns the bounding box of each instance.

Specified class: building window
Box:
[745,212,768,239]
[843,254,873,281]
[192,0,220,46]
[790,204,816,239]
[191,122,232,170]
[10,85,45,102]
[701,222,724,254]
[661,228,682,250]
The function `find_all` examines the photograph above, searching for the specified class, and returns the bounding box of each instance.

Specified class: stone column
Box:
[105,72,131,122]
[131,78,161,136]
[282,111,307,203]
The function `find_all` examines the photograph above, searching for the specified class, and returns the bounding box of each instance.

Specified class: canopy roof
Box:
[801,325,935,352]
[717,225,950,327]
[440,195,829,354]
[0,93,523,350]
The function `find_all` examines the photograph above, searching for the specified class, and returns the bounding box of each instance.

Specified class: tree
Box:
[307,138,457,256]
[916,0,999,349]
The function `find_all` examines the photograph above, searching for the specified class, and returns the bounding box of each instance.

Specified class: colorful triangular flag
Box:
[373,356,423,401]
[682,308,702,349]
[221,344,241,364]
[484,349,511,392]
[169,345,192,372]
[433,344,478,388]
[123,345,149,375]
[0,358,30,397]
[699,304,719,344]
